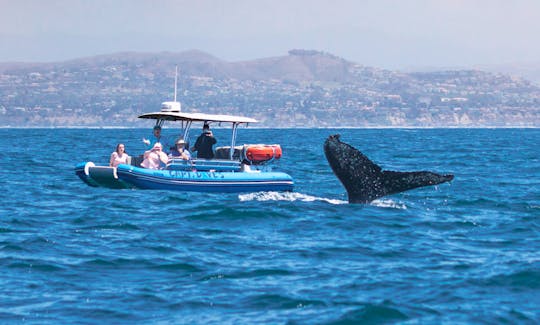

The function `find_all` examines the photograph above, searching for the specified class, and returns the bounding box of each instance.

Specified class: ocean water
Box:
[0,128,538,324]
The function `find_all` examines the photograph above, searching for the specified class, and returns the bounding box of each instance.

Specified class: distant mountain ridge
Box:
[0,49,378,82]
[475,62,540,85]
[2,49,539,84]
[0,49,539,127]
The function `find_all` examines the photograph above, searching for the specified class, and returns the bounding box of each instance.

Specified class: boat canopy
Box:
[138,111,258,160]
[138,111,258,124]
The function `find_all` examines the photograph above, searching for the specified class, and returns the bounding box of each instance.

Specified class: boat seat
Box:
[130,155,144,167]
[214,146,243,160]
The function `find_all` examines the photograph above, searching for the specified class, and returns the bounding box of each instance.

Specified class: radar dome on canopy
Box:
[161,101,181,112]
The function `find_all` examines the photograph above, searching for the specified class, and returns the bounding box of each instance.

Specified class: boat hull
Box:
[75,162,293,192]
[75,162,132,189]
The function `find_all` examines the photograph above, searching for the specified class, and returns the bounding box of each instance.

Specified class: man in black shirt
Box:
[191,123,217,159]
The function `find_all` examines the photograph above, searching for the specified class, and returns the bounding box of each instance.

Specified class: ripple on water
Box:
[324,302,409,324]
[477,268,540,290]
[240,293,326,310]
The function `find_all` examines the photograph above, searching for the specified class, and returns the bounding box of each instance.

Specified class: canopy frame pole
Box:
[230,123,239,160]
[182,120,192,141]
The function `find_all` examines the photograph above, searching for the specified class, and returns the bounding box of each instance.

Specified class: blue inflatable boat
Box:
[75,97,294,192]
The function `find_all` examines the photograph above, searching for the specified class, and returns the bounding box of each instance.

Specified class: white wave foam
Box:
[239,192,407,209]
[370,198,408,209]
[238,191,348,205]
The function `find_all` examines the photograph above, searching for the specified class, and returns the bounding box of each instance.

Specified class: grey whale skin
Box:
[324,134,454,203]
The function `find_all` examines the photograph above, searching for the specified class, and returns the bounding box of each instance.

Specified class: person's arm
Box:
[109,152,117,167]
[158,151,169,164]
[191,137,201,152]
[181,150,191,160]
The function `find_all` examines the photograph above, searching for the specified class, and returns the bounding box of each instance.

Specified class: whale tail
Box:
[381,171,454,195]
[324,134,454,203]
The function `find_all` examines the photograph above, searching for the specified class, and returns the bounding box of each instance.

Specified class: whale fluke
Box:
[324,134,454,203]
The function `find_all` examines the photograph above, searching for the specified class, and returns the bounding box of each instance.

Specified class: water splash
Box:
[238,192,407,209]
[238,191,348,205]
[371,198,408,209]
[238,192,408,209]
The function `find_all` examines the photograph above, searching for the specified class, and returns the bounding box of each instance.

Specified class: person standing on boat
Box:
[141,142,169,169]
[169,138,191,160]
[143,125,171,153]
[109,143,129,167]
[191,123,217,159]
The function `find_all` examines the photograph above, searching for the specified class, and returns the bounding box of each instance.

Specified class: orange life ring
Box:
[244,144,282,163]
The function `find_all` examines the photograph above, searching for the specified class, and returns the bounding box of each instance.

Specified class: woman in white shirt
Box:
[109,143,129,167]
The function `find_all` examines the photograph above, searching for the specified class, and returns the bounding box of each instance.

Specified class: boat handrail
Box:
[167,158,241,172]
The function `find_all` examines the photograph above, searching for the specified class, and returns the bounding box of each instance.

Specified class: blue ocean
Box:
[0,128,538,324]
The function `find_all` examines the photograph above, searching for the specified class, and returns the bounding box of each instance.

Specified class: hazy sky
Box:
[2,0,540,69]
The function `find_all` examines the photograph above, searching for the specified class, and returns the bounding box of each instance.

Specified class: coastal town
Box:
[1,50,539,127]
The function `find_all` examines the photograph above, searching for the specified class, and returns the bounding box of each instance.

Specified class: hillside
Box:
[475,62,540,85]
[0,49,539,127]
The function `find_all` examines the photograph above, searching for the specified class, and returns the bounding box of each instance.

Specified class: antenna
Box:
[161,65,181,112]
[174,65,178,102]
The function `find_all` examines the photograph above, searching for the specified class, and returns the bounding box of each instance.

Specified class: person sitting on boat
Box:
[109,143,129,167]
[169,138,191,160]
[141,142,169,169]
[191,123,217,159]
[143,125,171,153]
